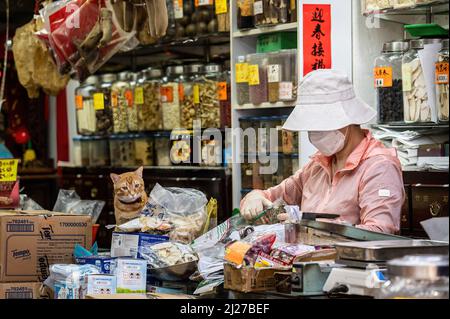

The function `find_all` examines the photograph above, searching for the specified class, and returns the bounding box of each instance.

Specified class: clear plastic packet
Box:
[268,243,316,266]
[148,184,208,244]
[224,233,277,267]
[138,242,197,269]
[19,194,44,210]
[41,0,137,80]
[53,189,105,224]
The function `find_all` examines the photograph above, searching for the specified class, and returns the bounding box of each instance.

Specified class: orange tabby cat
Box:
[110,167,148,225]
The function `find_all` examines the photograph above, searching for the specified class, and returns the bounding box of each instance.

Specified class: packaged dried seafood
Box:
[139,242,198,268]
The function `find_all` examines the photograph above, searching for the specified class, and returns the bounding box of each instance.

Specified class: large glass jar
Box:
[237,0,254,30]
[247,53,269,105]
[201,138,222,167]
[236,55,250,105]
[216,0,230,32]
[219,65,231,128]
[195,64,222,128]
[377,255,449,299]
[374,41,409,124]
[181,63,204,129]
[402,39,441,123]
[111,71,131,134]
[75,75,98,136]
[161,65,184,130]
[127,72,139,132]
[139,68,163,131]
[94,74,116,136]
[279,49,297,102]
[134,135,154,166]
[194,0,215,35]
[436,39,449,123]
[253,0,269,27]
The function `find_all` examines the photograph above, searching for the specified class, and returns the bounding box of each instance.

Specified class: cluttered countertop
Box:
[0,180,448,300]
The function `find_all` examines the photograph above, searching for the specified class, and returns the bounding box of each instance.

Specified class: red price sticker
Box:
[217,82,228,101]
[161,86,174,103]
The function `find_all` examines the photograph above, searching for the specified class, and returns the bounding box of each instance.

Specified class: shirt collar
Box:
[311,129,373,172]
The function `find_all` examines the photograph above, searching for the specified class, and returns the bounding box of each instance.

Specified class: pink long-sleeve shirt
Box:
[241,130,405,234]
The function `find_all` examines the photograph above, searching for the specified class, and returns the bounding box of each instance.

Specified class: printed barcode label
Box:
[7,224,34,232]
[5,291,33,299]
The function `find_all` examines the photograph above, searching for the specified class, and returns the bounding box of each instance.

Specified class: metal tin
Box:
[100,73,117,84]
[382,40,409,53]
[203,64,222,74]
[166,65,184,76]
[387,255,449,280]
[335,240,449,262]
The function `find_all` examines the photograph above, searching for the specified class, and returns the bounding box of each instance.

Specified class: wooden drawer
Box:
[411,184,449,237]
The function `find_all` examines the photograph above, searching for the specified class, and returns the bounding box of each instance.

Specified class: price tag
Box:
[195,0,212,7]
[235,63,249,83]
[93,93,105,110]
[279,82,293,100]
[134,87,144,105]
[217,82,228,101]
[0,159,19,182]
[125,90,134,107]
[268,65,280,83]
[75,95,83,110]
[402,64,412,92]
[253,1,263,15]
[435,62,449,84]
[161,86,174,103]
[174,0,184,19]
[215,0,228,14]
[193,85,200,104]
[374,67,393,88]
[248,65,260,86]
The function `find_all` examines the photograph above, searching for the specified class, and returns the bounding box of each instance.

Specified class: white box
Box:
[115,259,147,293]
[86,275,117,295]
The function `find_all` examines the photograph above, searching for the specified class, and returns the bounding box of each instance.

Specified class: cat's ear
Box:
[110,173,120,184]
[135,166,144,178]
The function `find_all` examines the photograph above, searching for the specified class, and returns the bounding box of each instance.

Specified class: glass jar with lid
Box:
[181,63,204,129]
[236,55,250,105]
[219,64,231,128]
[377,255,449,299]
[436,38,449,123]
[88,137,110,167]
[154,133,172,166]
[111,71,131,134]
[402,38,441,123]
[139,68,163,131]
[237,0,254,30]
[161,65,184,130]
[195,63,222,128]
[94,73,116,136]
[247,53,269,105]
[194,0,215,35]
[75,75,98,136]
[109,134,136,167]
[374,40,409,124]
[127,72,139,132]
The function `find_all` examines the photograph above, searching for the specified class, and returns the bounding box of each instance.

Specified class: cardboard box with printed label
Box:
[0,210,92,282]
[224,263,286,293]
[0,282,53,299]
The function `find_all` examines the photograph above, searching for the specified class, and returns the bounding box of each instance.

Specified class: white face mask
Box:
[308,129,347,156]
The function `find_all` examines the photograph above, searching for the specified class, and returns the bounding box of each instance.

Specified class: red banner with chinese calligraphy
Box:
[303,4,332,76]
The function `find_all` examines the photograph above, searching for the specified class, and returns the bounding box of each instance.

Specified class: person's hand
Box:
[241,194,273,221]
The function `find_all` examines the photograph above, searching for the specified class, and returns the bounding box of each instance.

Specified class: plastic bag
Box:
[41,0,136,80]
[138,242,197,269]
[147,184,208,244]
[43,264,100,299]
[53,190,105,224]
[19,195,44,210]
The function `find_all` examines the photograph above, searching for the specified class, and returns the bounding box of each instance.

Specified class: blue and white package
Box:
[75,256,117,274]
[115,259,147,293]
[111,232,169,259]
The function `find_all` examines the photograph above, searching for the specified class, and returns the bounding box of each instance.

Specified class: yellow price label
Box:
[193,85,200,104]
[248,65,260,86]
[134,87,145,105]
[0,159,19,182]
[235,63,249,83]
[215,0,228,14]
[93,93,105,110]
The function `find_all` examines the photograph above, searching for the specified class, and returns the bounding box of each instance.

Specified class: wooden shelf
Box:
[232,23,298,38]
[234,102,296,110]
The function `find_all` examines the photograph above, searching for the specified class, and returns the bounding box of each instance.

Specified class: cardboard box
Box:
[86,274,116,295]
[0,210,92,282]
[85,293,195,299]
[115,259,147,293]
[224,263,282,293]
[0,282,52,299]
[111,232,169,258]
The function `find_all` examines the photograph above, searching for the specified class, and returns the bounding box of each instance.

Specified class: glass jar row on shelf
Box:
[75,63,231,136]
[237,0,297,30]
[72,133,225,168]
[374,38,449,124]
[235,49,297,106]
[362,0,439,14]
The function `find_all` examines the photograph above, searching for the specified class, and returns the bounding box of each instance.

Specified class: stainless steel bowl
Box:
[147,261,198,281]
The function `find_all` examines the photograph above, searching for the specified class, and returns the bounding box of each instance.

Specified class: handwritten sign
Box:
[303,4,332,76]
[374,67,393,88]
[0,159,19,182]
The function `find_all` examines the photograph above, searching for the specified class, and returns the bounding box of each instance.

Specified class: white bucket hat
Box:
[283,69,376,132]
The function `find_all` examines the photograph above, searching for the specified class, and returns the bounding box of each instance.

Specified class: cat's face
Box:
[110,167,145,204]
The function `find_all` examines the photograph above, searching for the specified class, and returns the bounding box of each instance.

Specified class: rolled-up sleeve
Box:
[356,159,405,234]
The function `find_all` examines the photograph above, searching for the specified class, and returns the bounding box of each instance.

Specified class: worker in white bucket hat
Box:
[240,69,405,234]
